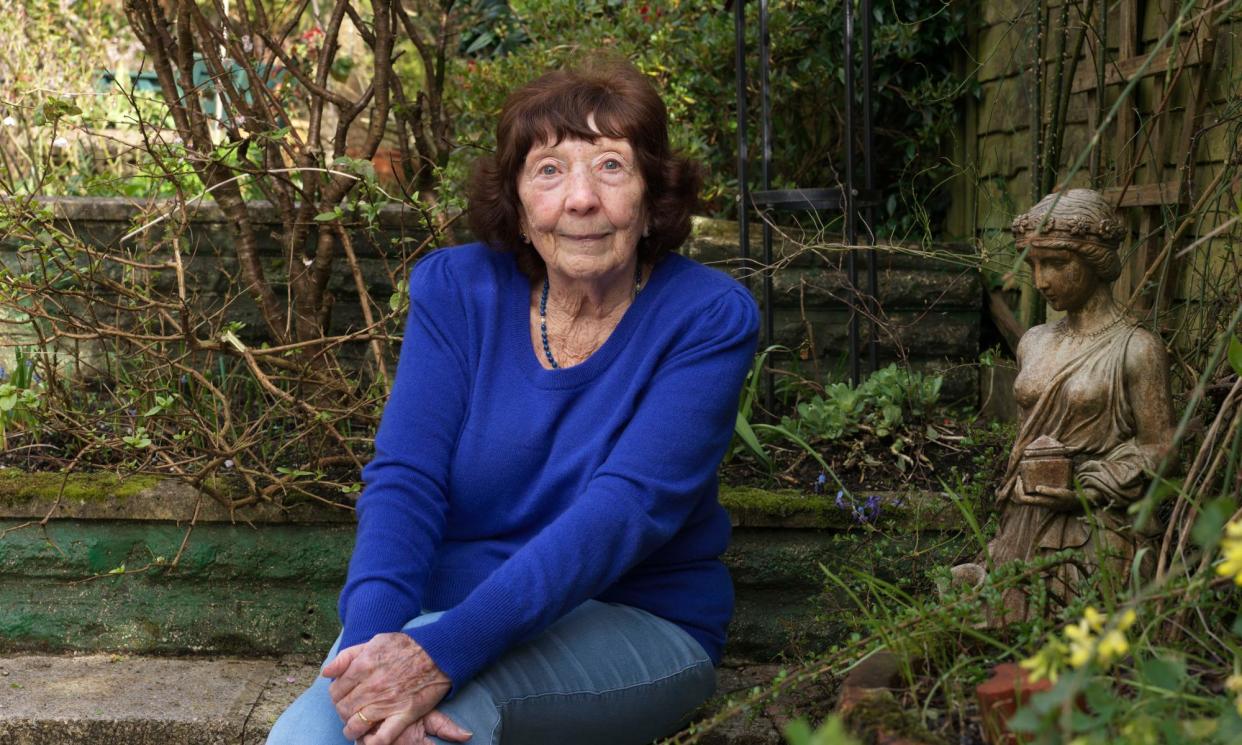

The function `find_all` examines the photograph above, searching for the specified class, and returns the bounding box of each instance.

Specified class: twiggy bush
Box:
[0,0,501,506]
[0,193,438,507]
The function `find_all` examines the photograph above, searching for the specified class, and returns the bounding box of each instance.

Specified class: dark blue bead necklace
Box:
[540,263,644,370]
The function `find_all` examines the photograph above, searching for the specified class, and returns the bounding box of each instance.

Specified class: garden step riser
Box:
[0,480,970,660]
[0,519,967,660]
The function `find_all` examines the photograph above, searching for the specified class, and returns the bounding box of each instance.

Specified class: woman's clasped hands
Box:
[324,632,472,745]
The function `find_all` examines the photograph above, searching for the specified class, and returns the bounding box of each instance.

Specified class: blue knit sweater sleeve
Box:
[337,251,469,649]
[405,284,758,689]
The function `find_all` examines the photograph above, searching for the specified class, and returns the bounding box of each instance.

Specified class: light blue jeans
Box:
[265,600,716,745]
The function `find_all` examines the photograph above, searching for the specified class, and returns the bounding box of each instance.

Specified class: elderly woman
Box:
[982,189,1175,616]
[266,60,758,744]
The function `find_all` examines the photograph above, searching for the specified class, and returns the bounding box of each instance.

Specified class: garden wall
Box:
[13,197,981,401]
[0,475,970,660]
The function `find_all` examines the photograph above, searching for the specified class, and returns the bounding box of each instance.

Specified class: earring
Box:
[521,232,530,244]
[642,225,650,238]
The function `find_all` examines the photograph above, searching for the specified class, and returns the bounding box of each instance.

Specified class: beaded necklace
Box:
[1054,313,1130,341]
[540,263,644,370]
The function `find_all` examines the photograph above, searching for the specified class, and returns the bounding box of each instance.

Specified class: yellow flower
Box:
[1226,674,1242,717]
[1096,630,1129,666]
[1064,617,1095,668]
[1083,606,1107,632]
[1120,719,1160,745]
[1218,521,1242,586]
[1020,640,1067,683]
[1117,609,1137,632]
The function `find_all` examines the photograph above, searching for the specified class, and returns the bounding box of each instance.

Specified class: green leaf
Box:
[37,97,82,125]
[107,564,126,575]
[734,411,771,469]
[1082,678,1119,718]
[1138,656,1185,692]
[1006,704,1042,734]
[314,210,341,222]
[1191,496,1236,552]
[1229,335,1242,376]
[782,715,860,745]
[465,31,496,55]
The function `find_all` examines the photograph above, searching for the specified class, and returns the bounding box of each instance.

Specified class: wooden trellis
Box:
[1070,0,1224,314]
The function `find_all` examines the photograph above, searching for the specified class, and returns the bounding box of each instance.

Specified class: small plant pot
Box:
[976,663,1053,744]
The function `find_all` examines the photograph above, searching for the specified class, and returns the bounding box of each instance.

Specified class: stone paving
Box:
[0,654,811,744]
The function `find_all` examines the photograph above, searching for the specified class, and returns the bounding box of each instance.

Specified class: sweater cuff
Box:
[403,582,522,693]
[339,582,421,650]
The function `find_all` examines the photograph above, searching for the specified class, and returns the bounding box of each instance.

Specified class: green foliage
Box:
[442,0,975,235]
[729,345,783,468]
[780,364,942,443]
[784,716,861,745]
[0,348,43,450]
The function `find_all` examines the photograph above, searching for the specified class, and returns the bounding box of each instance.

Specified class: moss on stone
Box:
[0,470,158,505]
[719,484,836,516]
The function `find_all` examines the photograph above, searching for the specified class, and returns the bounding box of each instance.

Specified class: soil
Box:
[720,416,1013,497]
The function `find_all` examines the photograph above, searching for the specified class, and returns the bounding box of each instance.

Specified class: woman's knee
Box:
[430,682,502,745]
[265,675,351,745]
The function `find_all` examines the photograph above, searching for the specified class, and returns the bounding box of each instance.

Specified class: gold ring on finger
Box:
[355,710,372,724]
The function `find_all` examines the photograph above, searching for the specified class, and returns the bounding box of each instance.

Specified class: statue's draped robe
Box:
[990,323,1156,607]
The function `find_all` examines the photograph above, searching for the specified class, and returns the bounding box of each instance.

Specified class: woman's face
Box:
[516,127,647,285]
[1024,243,1100,312]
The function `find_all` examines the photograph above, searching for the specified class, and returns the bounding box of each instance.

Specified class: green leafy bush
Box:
[780,363,942,443]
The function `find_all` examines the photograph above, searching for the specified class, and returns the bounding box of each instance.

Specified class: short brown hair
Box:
[467,58,703,277]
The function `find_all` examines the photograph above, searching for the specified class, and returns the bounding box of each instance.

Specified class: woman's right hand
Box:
[361,709,472,745]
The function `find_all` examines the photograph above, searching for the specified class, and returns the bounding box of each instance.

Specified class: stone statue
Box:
[956,189,1177,619]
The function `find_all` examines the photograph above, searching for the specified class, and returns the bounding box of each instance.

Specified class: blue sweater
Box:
[338,243,759,689]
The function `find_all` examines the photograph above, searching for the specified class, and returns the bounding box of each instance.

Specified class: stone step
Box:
[0,653,801,745]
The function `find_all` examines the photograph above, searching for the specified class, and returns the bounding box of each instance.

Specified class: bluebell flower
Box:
[834,490,846,511]
[0,365,8,381]
[814,472,827,493]
[862,495,882,523]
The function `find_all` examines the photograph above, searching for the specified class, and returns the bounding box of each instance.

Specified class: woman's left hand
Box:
[324,632,453,744]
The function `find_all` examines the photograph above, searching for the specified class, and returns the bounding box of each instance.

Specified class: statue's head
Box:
[1011,189,1126,283]
[1011,189,1126,311]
